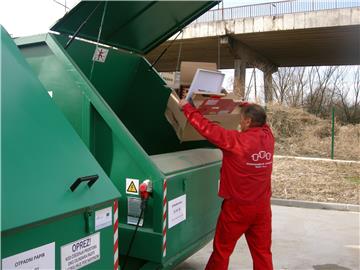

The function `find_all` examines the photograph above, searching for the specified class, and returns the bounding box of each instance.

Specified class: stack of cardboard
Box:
[178,61,217,98]
[166,90,242,140]
[164,61,243,141]
[165,91,242,141]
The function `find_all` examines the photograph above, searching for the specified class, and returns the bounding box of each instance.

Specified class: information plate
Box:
[61,232,100,270]
[2,242,55,270]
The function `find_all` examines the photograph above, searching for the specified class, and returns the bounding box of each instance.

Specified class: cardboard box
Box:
[186,69,225,100]
[178,62,218,98]
[165,90,242,141]
[180,61,217,86]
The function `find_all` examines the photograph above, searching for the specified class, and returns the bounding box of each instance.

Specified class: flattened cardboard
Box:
[165,91,241,141]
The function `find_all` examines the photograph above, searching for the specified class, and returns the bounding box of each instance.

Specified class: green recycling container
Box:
[1,26,120,270]
[15,1,223,269]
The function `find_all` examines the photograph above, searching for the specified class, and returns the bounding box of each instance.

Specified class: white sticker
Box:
[61,232,100,270]
[127,197,143,226]
[168,194,187,229]
[126,178,139,195]
[95,207,112,231]
[2,242,55,270]
[92,47,109,63]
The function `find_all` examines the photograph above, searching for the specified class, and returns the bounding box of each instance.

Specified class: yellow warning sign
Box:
[127,181,137,193]
[126,178,139,195]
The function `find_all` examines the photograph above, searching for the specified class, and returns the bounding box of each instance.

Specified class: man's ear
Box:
[245,117,252,128]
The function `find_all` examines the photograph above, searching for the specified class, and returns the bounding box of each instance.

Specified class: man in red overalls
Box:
[179,99,274,270]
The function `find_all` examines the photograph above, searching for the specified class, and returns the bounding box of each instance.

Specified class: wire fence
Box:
[193,0,360,23]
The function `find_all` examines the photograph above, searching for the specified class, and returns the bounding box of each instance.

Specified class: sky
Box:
[0,0,272,92]
[1,0,356,100]
[0,0,278,37]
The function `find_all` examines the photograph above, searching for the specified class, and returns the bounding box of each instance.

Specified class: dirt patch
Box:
[272,157,360,205]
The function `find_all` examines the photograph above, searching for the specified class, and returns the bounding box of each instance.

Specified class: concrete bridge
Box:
[146,0,360,101]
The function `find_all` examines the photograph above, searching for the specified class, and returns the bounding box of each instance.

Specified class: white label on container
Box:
[2,242,55,270]
[92,47,109,63]
[95,207,112,231]
[127,197,143,226]
[168,194,187,229]
[61,232,100,270]
[126,178,139,195]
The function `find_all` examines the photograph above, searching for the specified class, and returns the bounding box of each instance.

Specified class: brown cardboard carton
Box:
[165,90,242,141]
[177,62,218,98]
[180,62,217,86]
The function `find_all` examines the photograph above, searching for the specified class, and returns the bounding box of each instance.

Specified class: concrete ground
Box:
[175,205,360,270]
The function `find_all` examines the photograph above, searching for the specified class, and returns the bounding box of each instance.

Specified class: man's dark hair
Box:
[241,104,267,127]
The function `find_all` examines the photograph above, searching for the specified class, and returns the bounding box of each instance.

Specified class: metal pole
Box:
[331,106,335,159]
[222,1,224,20]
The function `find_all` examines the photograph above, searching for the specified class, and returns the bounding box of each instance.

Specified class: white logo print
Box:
[251,151,272,162]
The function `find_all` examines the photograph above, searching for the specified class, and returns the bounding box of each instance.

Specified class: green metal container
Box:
[1,26,120,270]
[15,1,223,269]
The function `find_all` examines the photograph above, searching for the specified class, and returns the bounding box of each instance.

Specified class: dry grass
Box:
[267,104,360,161]
[265,104,360,205]
[272,157,360,205]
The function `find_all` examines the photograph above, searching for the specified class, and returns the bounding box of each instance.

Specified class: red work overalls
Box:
[183,103,274,270]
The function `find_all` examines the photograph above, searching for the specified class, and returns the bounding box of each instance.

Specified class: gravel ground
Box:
[272,157,360,205]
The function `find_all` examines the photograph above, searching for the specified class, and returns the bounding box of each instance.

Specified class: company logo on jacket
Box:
[246,151,272,168]
[251,151,272,161]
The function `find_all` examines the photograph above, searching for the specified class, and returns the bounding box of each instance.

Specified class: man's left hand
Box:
[179,99,189,109]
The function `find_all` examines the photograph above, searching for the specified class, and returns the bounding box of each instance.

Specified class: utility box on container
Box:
[1,26,120,270]
[15,1,224,269]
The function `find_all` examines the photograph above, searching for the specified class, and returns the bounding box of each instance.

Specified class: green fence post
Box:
[331,106,335,159]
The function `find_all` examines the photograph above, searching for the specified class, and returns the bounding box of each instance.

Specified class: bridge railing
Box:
[194,0,360,23]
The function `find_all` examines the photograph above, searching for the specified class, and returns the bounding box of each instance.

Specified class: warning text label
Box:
[168,195,187,229]
[61,232,100,270]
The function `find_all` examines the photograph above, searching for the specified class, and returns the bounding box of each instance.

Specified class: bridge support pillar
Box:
[226,36,277,102]
[234,59,246,99]
[264,66,278,104]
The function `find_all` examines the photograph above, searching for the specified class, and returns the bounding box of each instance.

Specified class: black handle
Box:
[70,175,99,192]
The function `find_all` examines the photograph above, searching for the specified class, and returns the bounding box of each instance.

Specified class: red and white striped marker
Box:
[163,179,167,257]
[113,200,119,270]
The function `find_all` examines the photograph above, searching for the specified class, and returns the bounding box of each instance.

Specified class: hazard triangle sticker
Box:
[127,182,137,193]
[126,178,139,195]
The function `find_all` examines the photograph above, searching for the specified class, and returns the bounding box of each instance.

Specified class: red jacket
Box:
[183,103,275,204]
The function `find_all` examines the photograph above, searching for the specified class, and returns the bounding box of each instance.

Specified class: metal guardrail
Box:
[194,0,360,23]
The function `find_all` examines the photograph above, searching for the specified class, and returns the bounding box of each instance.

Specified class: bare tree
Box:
[299,66,351,119]
[336,67,360,123]
[288,67,307,107]
[273,67,295,104]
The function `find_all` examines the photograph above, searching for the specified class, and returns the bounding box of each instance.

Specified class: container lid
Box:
[50,1,219,54]
[150,149,222,175]
[1,26,120,232]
